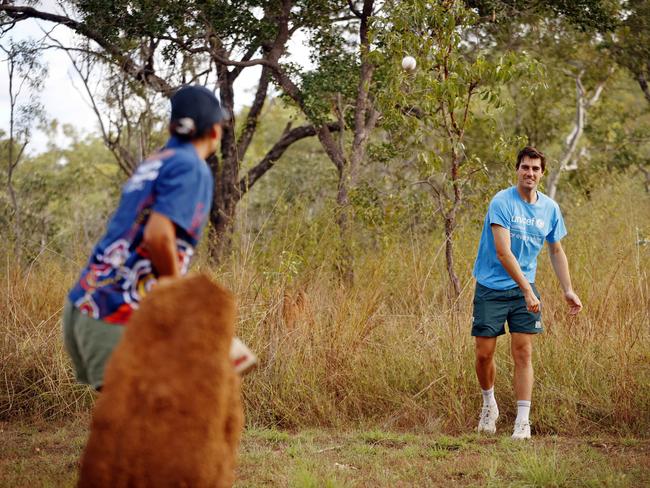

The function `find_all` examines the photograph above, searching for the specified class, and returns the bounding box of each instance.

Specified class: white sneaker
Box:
[511,420,531,440]
[477,403,499,433]
[230,337,257,375]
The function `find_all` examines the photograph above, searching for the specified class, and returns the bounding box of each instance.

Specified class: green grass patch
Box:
[6,420,647,487]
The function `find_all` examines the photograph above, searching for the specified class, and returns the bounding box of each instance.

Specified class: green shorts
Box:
[62,300,125,390]
[471,282,543,337]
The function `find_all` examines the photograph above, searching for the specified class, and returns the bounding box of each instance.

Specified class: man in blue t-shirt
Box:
[472,146,583,440]
[63,85,227,390]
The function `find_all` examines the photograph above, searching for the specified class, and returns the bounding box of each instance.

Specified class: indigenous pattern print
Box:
[68,137,213,324]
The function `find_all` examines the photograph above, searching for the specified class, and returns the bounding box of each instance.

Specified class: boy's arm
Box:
[143,211,181,278]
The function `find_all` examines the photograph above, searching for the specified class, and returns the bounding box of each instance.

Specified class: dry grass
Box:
[1,175,649,436]
[0,256,94,419]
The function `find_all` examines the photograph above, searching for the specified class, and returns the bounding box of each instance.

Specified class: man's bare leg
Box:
[475,336,499,433]
[475,336,497,389]
[511,332,534,439]
[511,333,533,401]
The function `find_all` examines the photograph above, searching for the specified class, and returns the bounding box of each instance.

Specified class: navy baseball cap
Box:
[170,85,229,138]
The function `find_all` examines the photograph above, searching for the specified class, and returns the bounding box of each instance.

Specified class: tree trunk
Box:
[444,216,461,300]
[445,156,462,301]
[637,73,650,104]
[7,150,21,259]
[206,151,240,261]
[6,57,25,261]
[548,72,608,200]
[335,165,354,284]
[331,0,378,285]
[0,1,345,264]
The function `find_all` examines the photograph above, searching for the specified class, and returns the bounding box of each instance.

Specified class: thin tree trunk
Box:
[6,54,24,260]
[547,76,585,200]
[637,73,650,104]
[444,156,462,301]
[335,0,378,284]
[444,218,461,298]
[548,72,608,200]
[335,164,354,284]
[205,143,237,259]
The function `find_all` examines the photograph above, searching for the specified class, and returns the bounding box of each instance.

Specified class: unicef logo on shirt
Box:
[512,215,545,230]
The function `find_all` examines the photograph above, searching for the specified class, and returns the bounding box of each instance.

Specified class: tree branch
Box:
[0,4,174,95]
[235,66,271,160]
[231,43,264,79]
[347,0,363,18]
[636,73,650,104]
[547,69,611,199]
[239,121,341,194]
[211,53,275,68]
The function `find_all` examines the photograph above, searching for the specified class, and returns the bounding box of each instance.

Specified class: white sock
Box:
[481,387,496,407]
[516,400,531,424]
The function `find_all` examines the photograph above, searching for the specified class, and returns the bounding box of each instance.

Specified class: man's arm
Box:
[143,211,181,278]
[547,241,583,315]
[491,224,540,313]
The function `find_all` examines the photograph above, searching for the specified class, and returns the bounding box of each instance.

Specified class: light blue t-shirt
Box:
[473,186,567,290]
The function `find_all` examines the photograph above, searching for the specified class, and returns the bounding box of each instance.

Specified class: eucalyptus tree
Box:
[494,19,618,199]
[461,0,625,200]
[270,0,379,281]
[0,1,353,258]
[472,0,649,195]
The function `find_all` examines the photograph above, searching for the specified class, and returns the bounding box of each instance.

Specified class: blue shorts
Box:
[471,282,543,337]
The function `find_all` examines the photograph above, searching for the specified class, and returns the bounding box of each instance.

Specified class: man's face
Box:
[516,156,543,191]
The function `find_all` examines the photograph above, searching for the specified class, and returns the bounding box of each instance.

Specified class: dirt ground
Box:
[1,416,649,487]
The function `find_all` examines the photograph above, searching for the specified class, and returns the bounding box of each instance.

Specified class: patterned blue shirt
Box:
[68,136,213,323]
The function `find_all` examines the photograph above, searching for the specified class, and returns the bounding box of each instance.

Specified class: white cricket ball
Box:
[401,55,417,71]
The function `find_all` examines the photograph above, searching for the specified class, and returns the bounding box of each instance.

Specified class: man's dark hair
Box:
[516,146,546,172]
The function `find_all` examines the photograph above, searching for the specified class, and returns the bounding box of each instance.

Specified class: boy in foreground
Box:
[64,85,254,391]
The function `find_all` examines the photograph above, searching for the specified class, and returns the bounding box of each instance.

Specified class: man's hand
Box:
[524,289,540,313]
[548,241,581,315]
[564,290,583,315]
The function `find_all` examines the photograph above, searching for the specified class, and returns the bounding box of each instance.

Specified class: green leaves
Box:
[375,0,534,152]
[298,31,360,124]
[466,0,619,32]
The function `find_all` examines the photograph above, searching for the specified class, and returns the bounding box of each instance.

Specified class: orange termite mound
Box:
[78,274,243,488]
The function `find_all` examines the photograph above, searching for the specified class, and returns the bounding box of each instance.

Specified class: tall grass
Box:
[1,175,648,436]
[0,252,94,419]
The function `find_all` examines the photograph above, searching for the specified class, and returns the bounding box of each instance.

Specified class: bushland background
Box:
[1,1,649,486]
